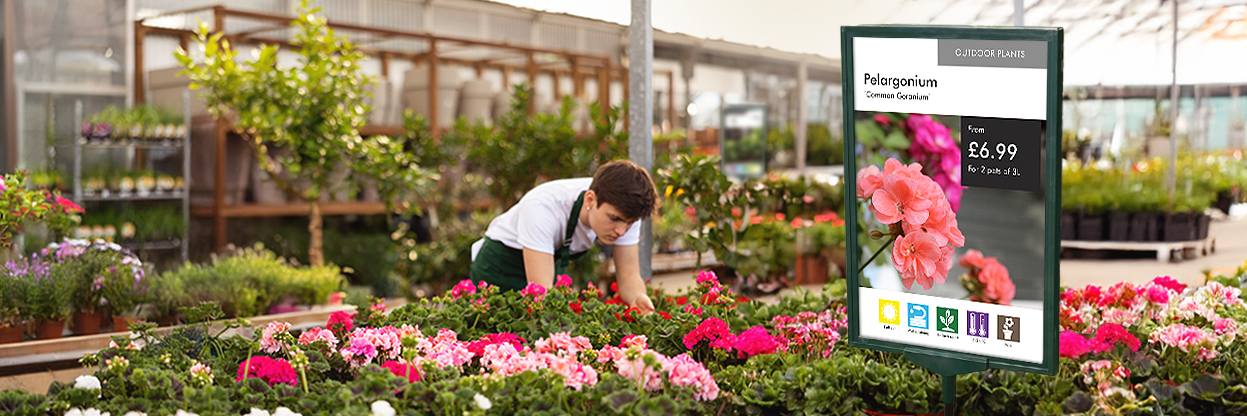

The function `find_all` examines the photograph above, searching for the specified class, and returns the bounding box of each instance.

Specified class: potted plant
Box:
[100,253,149,332]
[15,254,71,339]
[0,270,29,343]
[52,240,145,335]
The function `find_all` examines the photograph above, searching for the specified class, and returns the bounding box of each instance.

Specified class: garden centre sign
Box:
[843,26,1062,376]
[719,104,768,180]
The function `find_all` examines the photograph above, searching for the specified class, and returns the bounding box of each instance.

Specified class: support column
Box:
[796,60,808,173]
[629,0,653,281]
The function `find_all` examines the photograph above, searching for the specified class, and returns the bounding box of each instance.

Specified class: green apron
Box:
[470,191,588,292]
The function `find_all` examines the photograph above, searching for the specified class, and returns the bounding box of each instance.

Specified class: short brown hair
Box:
[590,160,658,221]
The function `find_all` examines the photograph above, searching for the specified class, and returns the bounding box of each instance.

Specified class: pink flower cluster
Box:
[466,333,527,358]
[340,326,406,366]
[411,328,474,369]
[259,321,292,354]
[1149,323,1221,362]
[448,279,481,299]
[957,250,1015,305]
[555,274,572,287]
[1080,360,1132,397]
[327,311,355,334]
[478,341,599,391]
[297,327,339,348]
[607,346,719,401]
[520,282,547,299]
[682,317,788,359]
[382,360,421,383]
[1060,277,1186,333]
[904,115,963,212]
[534,333,594,358]
[771,309,846,358]
[1059,323,1140,359]
[857,158,965,290]
[236,356,298,387]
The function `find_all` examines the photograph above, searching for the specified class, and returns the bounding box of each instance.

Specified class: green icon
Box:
[937,307,958,333]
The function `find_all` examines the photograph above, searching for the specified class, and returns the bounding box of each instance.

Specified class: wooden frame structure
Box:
[135,6,676,250]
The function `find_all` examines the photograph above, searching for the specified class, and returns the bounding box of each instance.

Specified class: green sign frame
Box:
[842,25,1063,376]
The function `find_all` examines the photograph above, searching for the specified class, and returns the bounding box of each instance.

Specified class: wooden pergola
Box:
[134,5,677,250]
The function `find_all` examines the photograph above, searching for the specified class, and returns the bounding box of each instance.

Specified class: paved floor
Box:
[650,211,1247,300]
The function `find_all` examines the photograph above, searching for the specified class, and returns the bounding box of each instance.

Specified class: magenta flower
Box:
[520,282,547,299]
[236,356,297,386]
[449,279,478,299]
[683,317,734,349]
[1094,323,1140,352]
[732,327,787,358]
[555,274,572,287]
[328,310,355,333]
[382,360,422,383]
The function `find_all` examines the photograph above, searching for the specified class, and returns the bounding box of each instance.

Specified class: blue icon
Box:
[907,304,929,329]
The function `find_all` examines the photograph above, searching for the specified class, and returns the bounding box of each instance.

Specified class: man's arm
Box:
[522,247,556,288]
[612,244,655,313]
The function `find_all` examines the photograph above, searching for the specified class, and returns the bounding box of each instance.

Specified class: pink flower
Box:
[857,164,882,199]
[236,356,297,386]
[555,274,572,287]
[1094,323,1140,352]
[467,333,527,358]
[1214,318,1238,341]
[341,337,380,366]
[664,353,720,401]
[260,321,292,354]
[55,196,84,213]
[449,279,478,299]
[533,333,593,358]
[545,354,599,391]
[1149,324,1220,361]
[906,115,956,153]
[298,327,339,348]
[958,249,986,270]
[892,232,947,290]
[872,176,933,226]
[520,282,547,299]
[1196,282,1243,307]
[596,345,625,363]
[695,270,720,286]
[1144,284,1174,305]
[1150,276,1187,293]
[615,350,667,392]
[620,334,649,350]
[732,327,787,358]
[1059,331,1091,358]
[683,317,734,349]
[1113,366,1131,380]
[382,360,421,382]
[975,261,1015,305]
[328,311,355,333]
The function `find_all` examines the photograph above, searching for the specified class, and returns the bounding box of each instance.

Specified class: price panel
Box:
[960,116,1042,193]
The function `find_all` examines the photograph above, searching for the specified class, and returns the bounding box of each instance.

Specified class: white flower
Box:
[244,409,270,416]
[370,400,396,416]
[174,411,199,416]
[271,408,301,416]
[63,409,108,416]
[474,393,492,410]
[73,375,101,390]
[121,412,147,416]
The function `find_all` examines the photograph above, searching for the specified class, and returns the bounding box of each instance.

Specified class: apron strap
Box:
[554,191,586,276]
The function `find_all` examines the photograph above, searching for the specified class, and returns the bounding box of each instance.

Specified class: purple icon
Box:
[967,311,990,338]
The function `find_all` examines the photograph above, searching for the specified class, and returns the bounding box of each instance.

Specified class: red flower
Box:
[658,311,672,320]
[55,196,84,213]
[676,297,688,305]
[874,113,891,126]
[610,282,619,293]
[569,302,583,314]
[736,296,750,303]
[614,307,640,323]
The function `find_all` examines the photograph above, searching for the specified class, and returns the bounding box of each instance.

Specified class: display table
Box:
[1060,236,1216,262]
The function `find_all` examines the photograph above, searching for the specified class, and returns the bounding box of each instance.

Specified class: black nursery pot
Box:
[1196,214,1211,240]
[1162,213,1194,242]
[1129,212,1159,242]
[1078,213,1105,241]
[1107,211,1130,241]
[1061,211,1078,240]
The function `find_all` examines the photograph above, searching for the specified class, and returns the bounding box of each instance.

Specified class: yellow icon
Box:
[879,300,901,325]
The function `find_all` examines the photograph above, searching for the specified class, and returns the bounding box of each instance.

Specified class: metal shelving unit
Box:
[69,91,192,261]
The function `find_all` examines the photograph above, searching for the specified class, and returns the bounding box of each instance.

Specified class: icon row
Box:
[879,300,1019,342]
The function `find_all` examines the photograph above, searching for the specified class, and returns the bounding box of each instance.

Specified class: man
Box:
[470,160,658,313]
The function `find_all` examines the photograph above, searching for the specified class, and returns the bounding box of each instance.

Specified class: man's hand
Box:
[619,286,656,314]
[613,244,655,314]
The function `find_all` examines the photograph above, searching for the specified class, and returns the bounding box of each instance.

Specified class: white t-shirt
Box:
[484,178,641,254]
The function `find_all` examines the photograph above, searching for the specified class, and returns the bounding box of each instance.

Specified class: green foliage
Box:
[1061,154,1241,214]
[152,244,343,320]
[0,170,82,248]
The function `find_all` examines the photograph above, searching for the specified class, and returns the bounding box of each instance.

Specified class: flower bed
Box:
[2,269,1246,415]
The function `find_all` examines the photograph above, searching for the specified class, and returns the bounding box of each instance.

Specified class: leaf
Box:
[882,131,910,150]
[1180,374,1223,399]
[1062,391,1093,414]
[603,390,637,414]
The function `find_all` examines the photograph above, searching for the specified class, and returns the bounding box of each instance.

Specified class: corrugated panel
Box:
[584,27,621,58]
[487,13,531,45]
[319,0,362,25]
[538,21,578,51]
[367,0,422,33]
[431,5,479,38]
